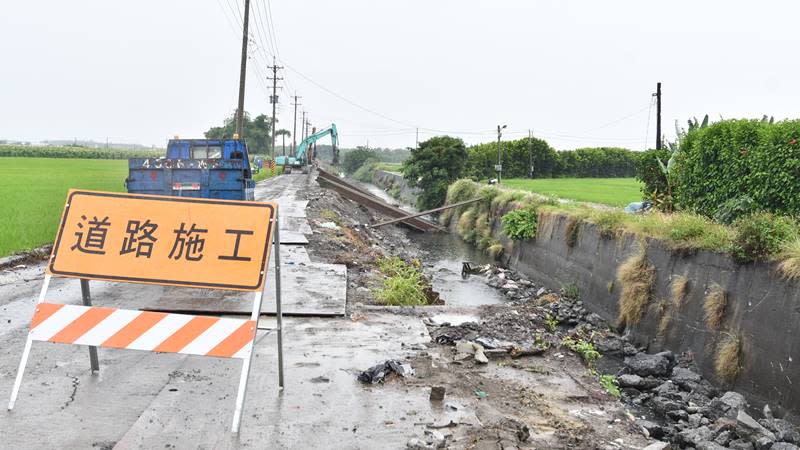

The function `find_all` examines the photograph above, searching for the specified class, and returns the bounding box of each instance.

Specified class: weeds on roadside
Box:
[560,282,580,300]
[544,314,559,332]
[598,374,621,397]
[562,336,600,366]
[375,256,428,306]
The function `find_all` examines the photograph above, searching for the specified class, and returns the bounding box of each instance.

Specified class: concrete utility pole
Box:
[528,129,534,179]
[267,59,283,159]
[291,93,301,157]
[496,124,507,184]
[415,128,419,150]
[655,82,662,150]
[301,111,306,141]
[235,0,251,138]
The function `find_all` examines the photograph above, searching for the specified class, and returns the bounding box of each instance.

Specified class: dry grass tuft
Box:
[715,335,741,384]
[778,238,800,280]
[617,248,656,326]
[656,299,672,336]
[670,276,689,308]
[565,216,581,248]
[703,283,727,330]
[488,243,504,260]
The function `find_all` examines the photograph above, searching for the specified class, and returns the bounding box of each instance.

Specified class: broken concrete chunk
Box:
[771,443,800,450]
[624,352,671,377]
[736,410,776,442]
[641,442,671,450]
[618,374,660,390]
[429,386,446,402]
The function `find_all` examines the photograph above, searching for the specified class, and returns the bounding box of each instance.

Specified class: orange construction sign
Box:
[47,190,276,291]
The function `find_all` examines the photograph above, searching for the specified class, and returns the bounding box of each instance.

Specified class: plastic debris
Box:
[357,360,414,384]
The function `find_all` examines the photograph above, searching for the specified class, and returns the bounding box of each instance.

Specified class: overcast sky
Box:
[2,1,799,150]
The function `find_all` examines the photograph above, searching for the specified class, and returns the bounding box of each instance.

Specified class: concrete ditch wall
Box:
[504,212,800,420]
[372,170,420,207]
[367,173,800,418]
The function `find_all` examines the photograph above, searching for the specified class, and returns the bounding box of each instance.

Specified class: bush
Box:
[402,136,468,210]
[675,119,800,217]
[501,207,538,240]
[730,212,797,263]
[341,147,378,175]
[635,148,671,200]
[352,157,379,182]
[713,195,759,225]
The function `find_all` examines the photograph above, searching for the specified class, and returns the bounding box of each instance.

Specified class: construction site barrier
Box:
[7,189,283,433]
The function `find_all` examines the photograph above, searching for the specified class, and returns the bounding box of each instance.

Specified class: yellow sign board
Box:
[47,190,275,291]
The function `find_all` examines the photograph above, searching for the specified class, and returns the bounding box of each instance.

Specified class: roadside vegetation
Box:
[252,165,284,182]
[374,256,437,306]
[0,157,127,257]
[440,178,800,274]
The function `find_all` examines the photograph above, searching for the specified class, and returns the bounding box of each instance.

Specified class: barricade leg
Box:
[79,279,100,372]
[274,211,284,389]
[8,274,52,410]
[231,288,264,433]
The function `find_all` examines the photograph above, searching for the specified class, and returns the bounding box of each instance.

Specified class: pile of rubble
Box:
[428,264,800,450]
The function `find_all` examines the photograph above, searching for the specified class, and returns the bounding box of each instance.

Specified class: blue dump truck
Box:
[126,138,255,200]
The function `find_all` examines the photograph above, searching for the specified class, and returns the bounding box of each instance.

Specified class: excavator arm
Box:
[276,123,338,171]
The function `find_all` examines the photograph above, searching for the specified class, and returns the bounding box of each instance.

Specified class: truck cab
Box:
[126,138,255,200]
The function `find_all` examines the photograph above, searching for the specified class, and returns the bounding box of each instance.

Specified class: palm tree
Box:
[275,129,291,156]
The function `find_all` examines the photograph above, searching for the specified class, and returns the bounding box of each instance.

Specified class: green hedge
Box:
[675,119,800,217]
[0,145,161,159]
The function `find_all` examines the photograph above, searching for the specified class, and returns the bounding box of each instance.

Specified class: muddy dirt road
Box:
[0,172,656,449]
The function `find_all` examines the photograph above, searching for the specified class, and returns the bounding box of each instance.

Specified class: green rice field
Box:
[502,177,642,207]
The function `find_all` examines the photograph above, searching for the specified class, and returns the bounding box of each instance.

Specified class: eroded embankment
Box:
[373,174,800,421]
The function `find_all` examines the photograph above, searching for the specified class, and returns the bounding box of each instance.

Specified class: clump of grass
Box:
[374,256,429,306]
[598,374,621,397]
[590,210,627,239]
[565,216,581,248]
[544,314,558,332]
[441,179,481,226]
[703,283,727,330]
[487,242,504,260]
[606,281,615,293]
[715,334,741,384]
[657,276,689,336]
[562,336,600,366]
[561,282,580,299]
[670,276,689,307]
[778,238,800,280]
[320,209,341,225]
[655,299,672,336]
[617,248,656,327]
[457,208,477,238]
[730,212,797,263]
[491,190,527,215]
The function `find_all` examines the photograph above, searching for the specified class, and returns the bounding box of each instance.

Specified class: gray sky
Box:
[2,0,799,150]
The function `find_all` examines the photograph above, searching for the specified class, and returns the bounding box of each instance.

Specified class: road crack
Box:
[61,375,79,410]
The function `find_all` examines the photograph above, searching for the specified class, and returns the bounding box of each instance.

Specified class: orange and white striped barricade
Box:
[7,190,284,433]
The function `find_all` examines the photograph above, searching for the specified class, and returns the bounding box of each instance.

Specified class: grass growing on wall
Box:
[440,179,800,274]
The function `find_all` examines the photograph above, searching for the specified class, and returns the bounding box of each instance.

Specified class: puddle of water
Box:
[360,181,505,307]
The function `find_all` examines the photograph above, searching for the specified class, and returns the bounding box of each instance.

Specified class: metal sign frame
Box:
[7,193,283,434]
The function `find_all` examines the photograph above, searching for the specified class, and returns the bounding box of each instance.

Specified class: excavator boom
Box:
[276,123,338,172]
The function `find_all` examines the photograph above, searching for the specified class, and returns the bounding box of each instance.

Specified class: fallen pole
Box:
[368,197,484,229]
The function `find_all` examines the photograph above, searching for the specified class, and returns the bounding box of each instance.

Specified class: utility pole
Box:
[267,59,283,159]
[415,128,419,150]
[291,93,301,157]
[301,110,306,142]
[496,124,507,184]
[235,0,251,138]
[528,129,534,179]
[655,82,662,150]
